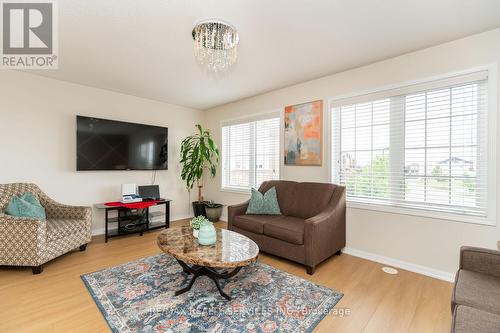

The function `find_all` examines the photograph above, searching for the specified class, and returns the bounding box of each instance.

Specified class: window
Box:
[331,70,495,224]
[222,114,280,191]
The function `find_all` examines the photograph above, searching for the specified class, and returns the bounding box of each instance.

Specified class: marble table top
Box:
[157,226,259,268]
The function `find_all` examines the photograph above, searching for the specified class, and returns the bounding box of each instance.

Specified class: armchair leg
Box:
[79,244,88,252]
[32,265,43,275]
[306,266,315,275]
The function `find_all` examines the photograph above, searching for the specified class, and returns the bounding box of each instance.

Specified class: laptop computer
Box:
[138,185,161,201]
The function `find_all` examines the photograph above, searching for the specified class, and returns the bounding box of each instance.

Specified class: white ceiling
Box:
[32,0,500,110]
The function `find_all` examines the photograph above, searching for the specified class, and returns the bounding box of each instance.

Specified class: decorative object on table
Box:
[197,220,217,245]
[284,100,323,166]
[204,200,223,222]
[190,215,209,238]
[192,20,239,73]
[81,253,343,333]
[246,186,281,215]
[0,183,91,275]
[180,124,219,217]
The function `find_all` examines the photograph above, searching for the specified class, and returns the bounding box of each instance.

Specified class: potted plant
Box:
[190,215,209,238]
[205,201,223,222]
[180,124,219,217]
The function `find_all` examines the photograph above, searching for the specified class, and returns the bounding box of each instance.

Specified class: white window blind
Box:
[222,114,280,190]
[331,70,494,223]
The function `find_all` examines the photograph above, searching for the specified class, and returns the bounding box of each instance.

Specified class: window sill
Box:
[220,187,251,195]
[346,201,496,227]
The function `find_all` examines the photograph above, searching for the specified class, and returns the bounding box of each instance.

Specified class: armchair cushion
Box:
[263,216,304,245]
[452,305,500,333]
[453,269,500,315]
[5,193,46,220]
[46,218,88,242]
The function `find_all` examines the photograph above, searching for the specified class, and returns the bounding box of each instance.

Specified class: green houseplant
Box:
[180,124,219,217]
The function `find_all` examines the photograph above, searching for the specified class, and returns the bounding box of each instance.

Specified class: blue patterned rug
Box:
[81,253,343,333]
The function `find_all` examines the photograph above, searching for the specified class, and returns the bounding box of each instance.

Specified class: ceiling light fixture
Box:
[192,19,239,73]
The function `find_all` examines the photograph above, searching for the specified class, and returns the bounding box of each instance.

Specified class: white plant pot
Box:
[193,229,199,238]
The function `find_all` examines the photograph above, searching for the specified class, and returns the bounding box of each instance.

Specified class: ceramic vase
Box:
[197,221,217,245]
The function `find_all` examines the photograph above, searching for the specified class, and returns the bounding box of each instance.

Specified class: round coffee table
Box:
[157,226,259,300]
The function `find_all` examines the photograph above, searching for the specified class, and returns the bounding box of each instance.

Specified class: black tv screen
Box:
[76,116,168,171]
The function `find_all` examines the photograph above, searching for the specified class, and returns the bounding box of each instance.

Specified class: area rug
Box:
[81,254,343,333]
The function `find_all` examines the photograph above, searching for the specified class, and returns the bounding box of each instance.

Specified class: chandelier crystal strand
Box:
[192,20,239,73]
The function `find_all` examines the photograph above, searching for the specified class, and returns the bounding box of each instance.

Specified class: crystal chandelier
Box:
[192,20,239,73]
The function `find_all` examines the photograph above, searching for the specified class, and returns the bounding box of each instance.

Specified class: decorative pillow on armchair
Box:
[246,186,281,215]
[5,192,46,220]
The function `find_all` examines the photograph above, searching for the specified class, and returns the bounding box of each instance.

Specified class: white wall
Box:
[203,28,500,279]
[0,71,203,234]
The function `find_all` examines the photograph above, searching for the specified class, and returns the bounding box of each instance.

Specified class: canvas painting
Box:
[284,100,323,166]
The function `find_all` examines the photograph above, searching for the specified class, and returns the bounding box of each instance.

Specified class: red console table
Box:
[95,199,171,242]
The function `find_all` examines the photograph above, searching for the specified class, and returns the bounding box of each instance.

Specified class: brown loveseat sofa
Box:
[451,246,500,332]
[228,180,346,274]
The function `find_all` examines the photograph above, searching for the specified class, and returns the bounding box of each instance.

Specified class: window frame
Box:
[328,65,497,226]
[220,111,282,193]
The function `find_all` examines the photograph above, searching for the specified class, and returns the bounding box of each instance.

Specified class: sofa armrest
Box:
[0,214,47,265]
[459,246,500,278]
[45,203,92,221]
[304,186,346,267]
[227,201,249,230]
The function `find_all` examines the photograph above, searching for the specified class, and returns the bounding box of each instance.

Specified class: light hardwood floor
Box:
[0,219,453,333]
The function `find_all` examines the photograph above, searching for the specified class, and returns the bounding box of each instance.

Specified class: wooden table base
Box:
[175,259,242,300]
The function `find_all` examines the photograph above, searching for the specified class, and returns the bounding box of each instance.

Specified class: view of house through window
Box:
[331,71,491,220]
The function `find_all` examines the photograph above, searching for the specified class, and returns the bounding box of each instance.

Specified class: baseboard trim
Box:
[91,214,194,236]
[343,247,455,282]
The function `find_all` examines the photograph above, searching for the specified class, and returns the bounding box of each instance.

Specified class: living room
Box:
[1,1,500,332]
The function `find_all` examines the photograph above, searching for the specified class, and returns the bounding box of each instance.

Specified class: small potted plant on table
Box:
[205,201,223,222]
[190,215,209,238]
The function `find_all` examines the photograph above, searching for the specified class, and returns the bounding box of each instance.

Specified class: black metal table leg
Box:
[174,259,242,300]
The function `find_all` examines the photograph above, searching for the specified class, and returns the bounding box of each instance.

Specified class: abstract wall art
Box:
[284,100,323,166]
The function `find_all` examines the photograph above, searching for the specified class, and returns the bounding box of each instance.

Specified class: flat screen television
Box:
[76,116,168,171]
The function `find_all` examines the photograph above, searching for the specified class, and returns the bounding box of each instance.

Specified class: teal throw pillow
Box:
[5,192,46,220]
[246,186,281,215]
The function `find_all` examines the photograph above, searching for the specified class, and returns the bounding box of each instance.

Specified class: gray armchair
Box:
[451,246,500,332]
[0,183,92,274]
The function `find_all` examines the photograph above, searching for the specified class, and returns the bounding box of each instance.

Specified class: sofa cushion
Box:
[233,215,283,234]
[453,269,500,315]
[5,192,46,220]
[259,181,297,216]
[246,187,281,215]
[263,216,305,245]
[46,219,85,242]
[452,305,500,333]
[288,182,336,219]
